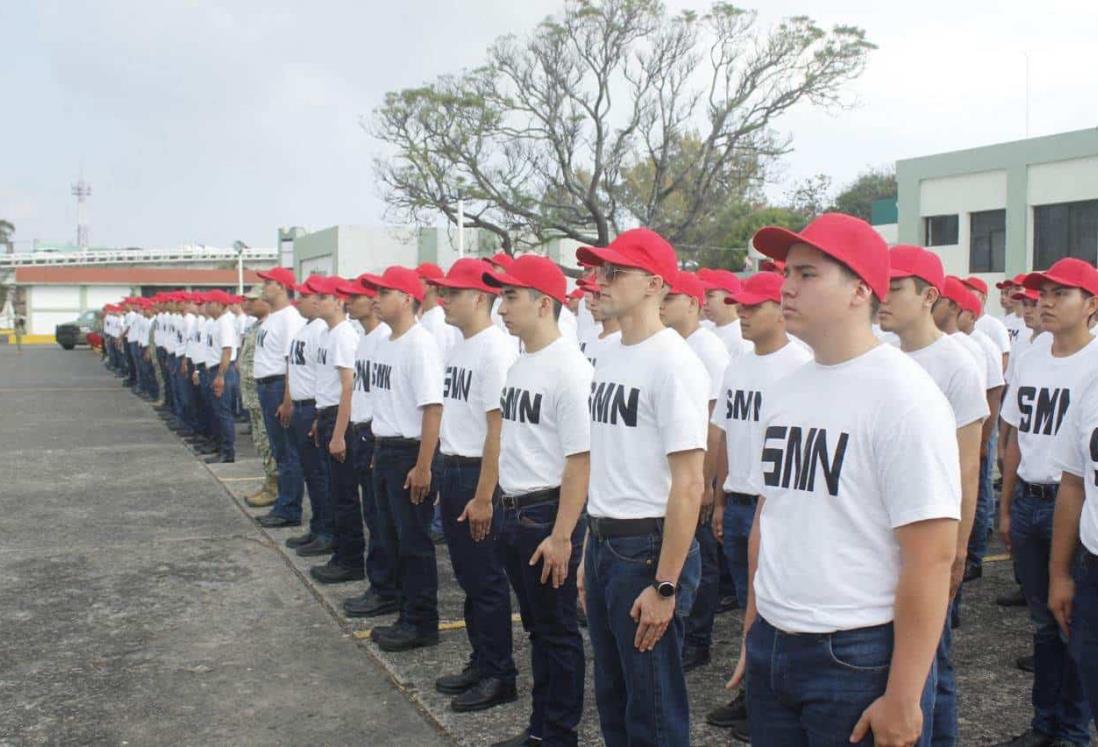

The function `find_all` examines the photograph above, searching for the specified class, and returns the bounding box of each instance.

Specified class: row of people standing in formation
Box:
[97,212,1098,747]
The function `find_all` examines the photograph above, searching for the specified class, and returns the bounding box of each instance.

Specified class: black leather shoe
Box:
[295,537,334,557]
[716,595,738,614]
[256,514,302,528]
[450,677,517,713]
[997,588,1027,607]
[369,623,400,642]
[1016,654,1035,673]
[990,730,1054,747]
[309,562,364,584]
[730,717,751,743]
[491,731,536,746]
[285,533,315,549]
[963,563,983,582]
[343,592,399,618]
[682,645,711,672]
[706,690,747,727]
[204,454,235,464]
[375,624,439,652]
[435,663,483,695]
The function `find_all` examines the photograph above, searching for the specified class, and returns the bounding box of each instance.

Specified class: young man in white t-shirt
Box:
[963,275,1011,365]
[878,246,988,745]
[274,282,336,563]
[252,268,308,528]
[484,255,593,747]
[700,269,754,357]
[706,269,812,737]
[426,258,520,712]
[339,277,397,619]
[733,213,960,746]
[660,269,729,673]
[997,274,1030,347]
[997,258,1098,747]
[203,290,240,464]
[360,266,445,652]
[307,276,368,589]
[575,228,709,746]
[578,278,621,368]
[1049,378,1098,728]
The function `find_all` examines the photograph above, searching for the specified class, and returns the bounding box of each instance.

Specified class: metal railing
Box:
[0,246,278,268]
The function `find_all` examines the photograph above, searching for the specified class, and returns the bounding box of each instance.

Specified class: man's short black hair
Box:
[837,262,880,316]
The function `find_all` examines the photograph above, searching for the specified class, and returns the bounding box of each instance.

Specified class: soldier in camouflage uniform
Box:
[239,286,279,506]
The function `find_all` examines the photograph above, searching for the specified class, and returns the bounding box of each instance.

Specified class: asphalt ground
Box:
[2,345,1094,745]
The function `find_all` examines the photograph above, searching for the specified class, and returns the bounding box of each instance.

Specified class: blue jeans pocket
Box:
[826,628,892,672]
[516,502,556,530]
[602,535,657,566]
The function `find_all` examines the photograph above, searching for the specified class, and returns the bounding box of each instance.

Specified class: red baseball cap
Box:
[1012,287,1039,302]
[567,287,585,300]
[304,275,347,297]
[995,273,1027,290]
[889,245,945,293]
[415,262,444,281]
[753,212,889,300]
[257,267,296,289]
[483,254,568,303]
[962,276,989,296]
[206,290,235,306]
[759,259,785,274]
[1022,257,1098,296]
[667,271,705,303]
[426,258,497,294]
[337,277,376,297]
[488,252,515,270]
[726,272,783,306]
[359,266,425,302]
[942,277,981,316]
[698,269,742,295]
[575,228,678,282]
[578,277,601,294]
[295,277,321,296]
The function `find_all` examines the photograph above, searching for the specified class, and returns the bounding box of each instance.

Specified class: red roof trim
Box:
[14,266,270,285]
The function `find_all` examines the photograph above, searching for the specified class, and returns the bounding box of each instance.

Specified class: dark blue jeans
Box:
[497,498,584,746]
[373,440,438,635]
[932,595,960,746]
[1070,554,1098,730]
[257,378,303,522]
[211,364,238,460]
[439,460,515,681]
[199,365,219,442]
[352,424,397,599]
[585,528,701,747]
[176,361,198,433]
[316,409,359,567]
[289,400,332,540]
[125,342,139,387]
[165,355,181,419]
[722,494,756,610]
[684,517,720,649]
[1011,491,1092,744]
[141,347,159,399]
[747,617,936,746]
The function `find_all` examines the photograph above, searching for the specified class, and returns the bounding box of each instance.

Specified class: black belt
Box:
[293,398,316,407]
[352,421,373,435]
[441,454,482,468]
[726,491,758,506]
[256,375,285,385]
[499,487,560,511]
[587,515,663,539]
[195,363,206,370]
[317,405,338,417]
[374,436,420,450]
[1020,480,1059,501]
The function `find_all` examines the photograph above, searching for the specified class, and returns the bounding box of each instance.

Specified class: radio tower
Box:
[71,177,92,249]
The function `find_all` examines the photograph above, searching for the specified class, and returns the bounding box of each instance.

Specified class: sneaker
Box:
[997,588,1027,607]
[1016,654,1035,673]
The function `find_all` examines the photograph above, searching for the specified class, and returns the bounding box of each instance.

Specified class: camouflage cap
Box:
[243,284,264,300]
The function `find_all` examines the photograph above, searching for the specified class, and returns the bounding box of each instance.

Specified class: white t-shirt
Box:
[712,340,812,494]
[977,314,1011,354]
[970,329,1005,388]
[712,319,754,357]
[439,326,518,457]
[686,326,730,402]
[557,304,579,346]
[575,297,598,344]
[202,318,220,367]
[1053,379,1098,555]
[419,305,461,361]
[370,323,445,439]
[1005,330,1047,385]
[1001,335,1098,485]
[351,322,391,424]
[214,312,239,364]
[580,329,621,369]
[906,335,989,427]
[587,328,710,519]
[749,343,961,633]
[287,319,327,401]
[315,319,360,409]
[951,332,989,391]
[186,315,204,361]
[1004,313,1027,348]
[253,305,306,379]
[499,336,594,496]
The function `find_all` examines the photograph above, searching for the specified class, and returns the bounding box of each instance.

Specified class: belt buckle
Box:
[500,494,518,511]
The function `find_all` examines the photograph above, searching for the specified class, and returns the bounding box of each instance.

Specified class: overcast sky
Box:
[2,0,1095,250]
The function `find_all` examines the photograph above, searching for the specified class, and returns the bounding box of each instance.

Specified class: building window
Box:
[923,214,959,246]
[1033,200,1098,270]
[969,210,1006,273]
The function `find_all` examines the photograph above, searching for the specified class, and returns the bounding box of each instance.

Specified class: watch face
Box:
[657,582,675,598]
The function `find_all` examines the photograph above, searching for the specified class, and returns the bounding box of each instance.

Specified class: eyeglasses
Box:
[595,264,650,283]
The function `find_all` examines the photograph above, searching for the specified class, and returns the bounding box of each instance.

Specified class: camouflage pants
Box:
[248,404,278,488]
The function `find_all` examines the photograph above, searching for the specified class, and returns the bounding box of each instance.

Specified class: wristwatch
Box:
[652,580,677,598]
